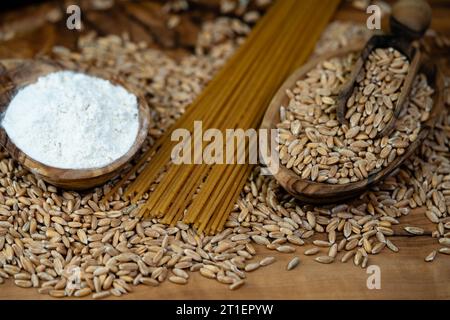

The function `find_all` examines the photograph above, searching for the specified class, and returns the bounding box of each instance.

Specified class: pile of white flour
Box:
[2,71,139,169]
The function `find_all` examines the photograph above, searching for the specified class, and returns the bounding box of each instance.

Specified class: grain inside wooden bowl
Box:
[0,59,150,190]
[260,45,445,204]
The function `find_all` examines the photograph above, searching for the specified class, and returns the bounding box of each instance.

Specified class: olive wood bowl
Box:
[260,45,445,204]
[0,59,150,190]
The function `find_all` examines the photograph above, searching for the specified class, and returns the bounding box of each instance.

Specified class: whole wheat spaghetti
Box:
[107,0,339,234]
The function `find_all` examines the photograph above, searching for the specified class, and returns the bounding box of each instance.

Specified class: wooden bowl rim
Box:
[0,58,150,182]
[260,44,445,200]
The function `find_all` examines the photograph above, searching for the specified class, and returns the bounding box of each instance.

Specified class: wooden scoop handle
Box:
[390,0,432,40]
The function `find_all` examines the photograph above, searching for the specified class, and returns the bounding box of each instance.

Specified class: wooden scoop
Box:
[0,59,150,190]
[260,45,445,204]
[336,0,432,138]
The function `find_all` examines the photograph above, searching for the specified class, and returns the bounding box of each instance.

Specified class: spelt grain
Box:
[315,256,334,264]
[287,257,300,270]
[425,250,437,262]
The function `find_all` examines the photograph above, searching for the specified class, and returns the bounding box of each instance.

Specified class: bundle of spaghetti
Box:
[107,0,339,234]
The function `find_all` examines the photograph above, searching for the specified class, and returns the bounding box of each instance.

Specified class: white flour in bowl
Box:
[2,71,139,169]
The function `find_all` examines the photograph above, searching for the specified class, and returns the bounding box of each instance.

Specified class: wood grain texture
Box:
[0,0,449,300]
[260,45,445,204]
[0,59,151,189]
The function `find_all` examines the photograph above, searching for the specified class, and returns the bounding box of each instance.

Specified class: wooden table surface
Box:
[0,0,449,300]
